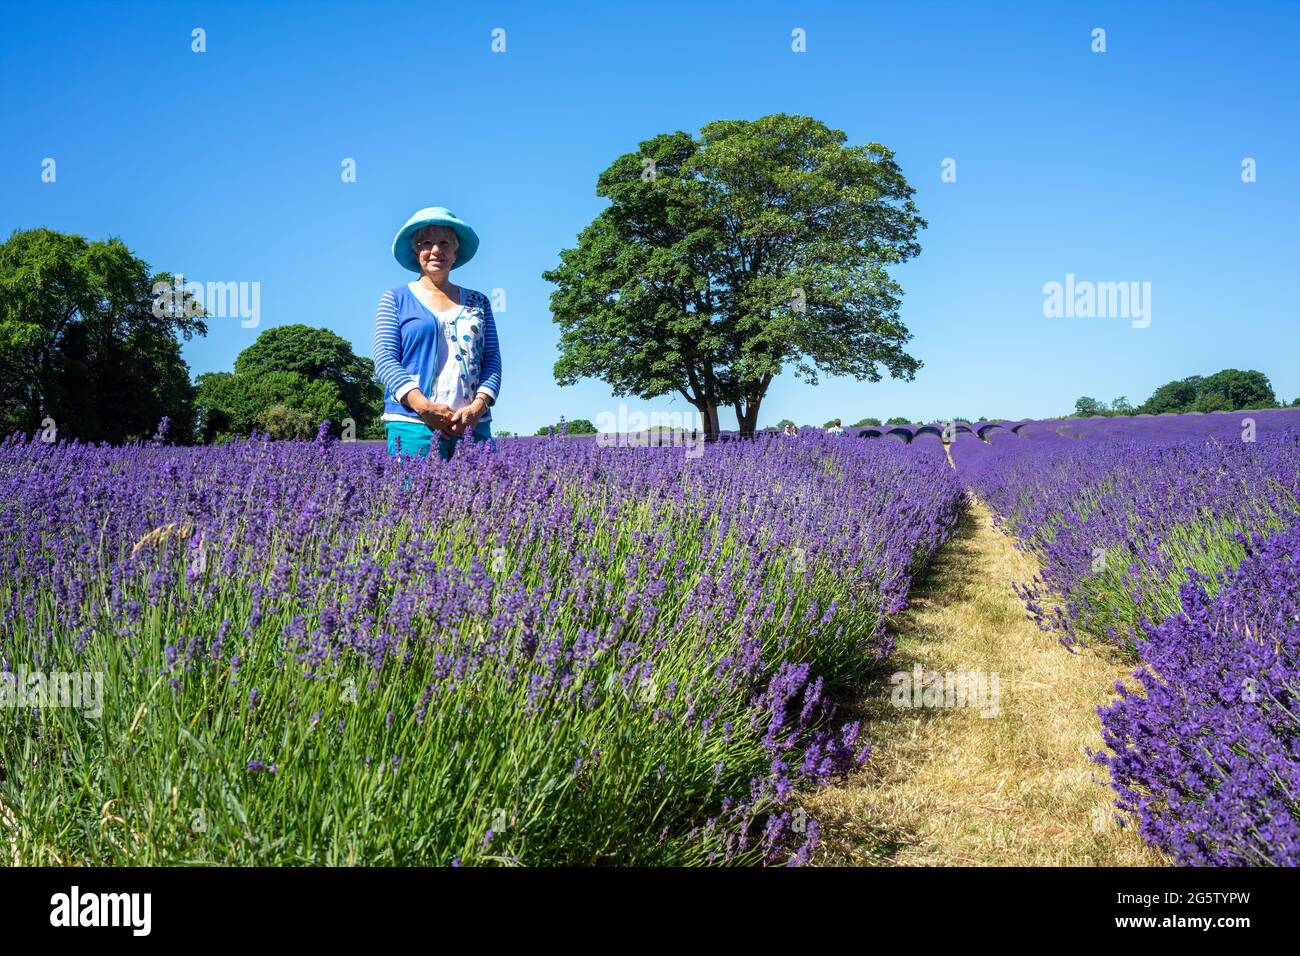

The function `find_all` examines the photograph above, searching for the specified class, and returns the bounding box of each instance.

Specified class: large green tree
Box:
[232,324,382,435]
[1198,369,1276,410]
[1138,376,1204,414]
[1073,396,1106,417]
[544,114,926,438]
[194,369,349,444]
[0,228,205,442]
[1137,369,1276,415]
[195,326,382,443]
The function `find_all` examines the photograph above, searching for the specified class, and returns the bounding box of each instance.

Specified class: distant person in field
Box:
[827,418,844,435]
[373,206,501,460]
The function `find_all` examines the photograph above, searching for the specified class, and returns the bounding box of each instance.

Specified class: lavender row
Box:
[0,429,963,865]
[1094,520,1300,865]
[949,410,1300,865]
[951,409,1300,651]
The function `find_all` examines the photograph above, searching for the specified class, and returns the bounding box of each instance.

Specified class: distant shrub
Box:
[254,403,319,440]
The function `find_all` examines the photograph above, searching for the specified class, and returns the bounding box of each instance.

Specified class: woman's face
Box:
[413,226,459,278]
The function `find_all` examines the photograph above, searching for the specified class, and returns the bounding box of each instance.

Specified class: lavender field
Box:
[949,409,1300,865]
[0,429,962,865]
[2,410,1298,866]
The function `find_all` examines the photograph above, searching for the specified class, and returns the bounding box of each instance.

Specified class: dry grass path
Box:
[804,498,1163,866]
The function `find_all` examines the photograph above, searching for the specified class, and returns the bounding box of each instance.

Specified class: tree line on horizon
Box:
[5,226,1296,447]
[1072,368,1298,419]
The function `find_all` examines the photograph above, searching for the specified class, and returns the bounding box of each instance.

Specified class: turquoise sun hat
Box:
[392,206,480,272]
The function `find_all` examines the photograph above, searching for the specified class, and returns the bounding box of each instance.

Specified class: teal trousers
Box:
[386,419,495,461]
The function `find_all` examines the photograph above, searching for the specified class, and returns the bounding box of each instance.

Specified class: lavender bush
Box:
[0,428,962,865]
[1094,521,1300,865]
[953,410,1300,651]
[944,410,1300,865]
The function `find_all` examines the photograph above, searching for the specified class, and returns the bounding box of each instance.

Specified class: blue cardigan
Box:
[373,283,501,424]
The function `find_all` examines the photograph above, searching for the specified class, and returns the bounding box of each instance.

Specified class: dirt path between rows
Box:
[804,498,1164,866]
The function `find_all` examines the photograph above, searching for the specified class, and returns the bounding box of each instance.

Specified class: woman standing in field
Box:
[373,206,501,459]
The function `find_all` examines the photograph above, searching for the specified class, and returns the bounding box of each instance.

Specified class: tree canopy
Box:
[535,418,598,436]
[233,324,381,435]
[0,228,204,442]
[1186,369,1276,412]
[1138,376,1204,415]
[195,327,381,443]
[544,114,926,438]
[194,369,351,442]
[1073,396,1106,417]
[1072,370,1279,418]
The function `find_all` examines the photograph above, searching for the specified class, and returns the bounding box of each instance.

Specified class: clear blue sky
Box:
[3,0,1297,432]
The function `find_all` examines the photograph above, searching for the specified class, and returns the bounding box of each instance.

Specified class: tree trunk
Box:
[693,402,720,442]
[735,398,761,437]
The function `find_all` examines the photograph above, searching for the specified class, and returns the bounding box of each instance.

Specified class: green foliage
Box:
[1108,396,1135,416]
[196,369,348,443]
[535,418,598,436]
[1193,390,1232,413]
[1137,369,1276,415]
[543,114,926,436]
[254,404,320,440]
[1199,369,1276,410]
[0,227,204,442]
[885,417,910,426]
[1139,376,1202,414]
[1073,396,1105,417]
[852,417,882,427]
[233,324,382,435]
[1071,396,1136,418]
[195,327,378,443]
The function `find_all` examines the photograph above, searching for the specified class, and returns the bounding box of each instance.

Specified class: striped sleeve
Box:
[476,292,502,402]
[372,290,418,402]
